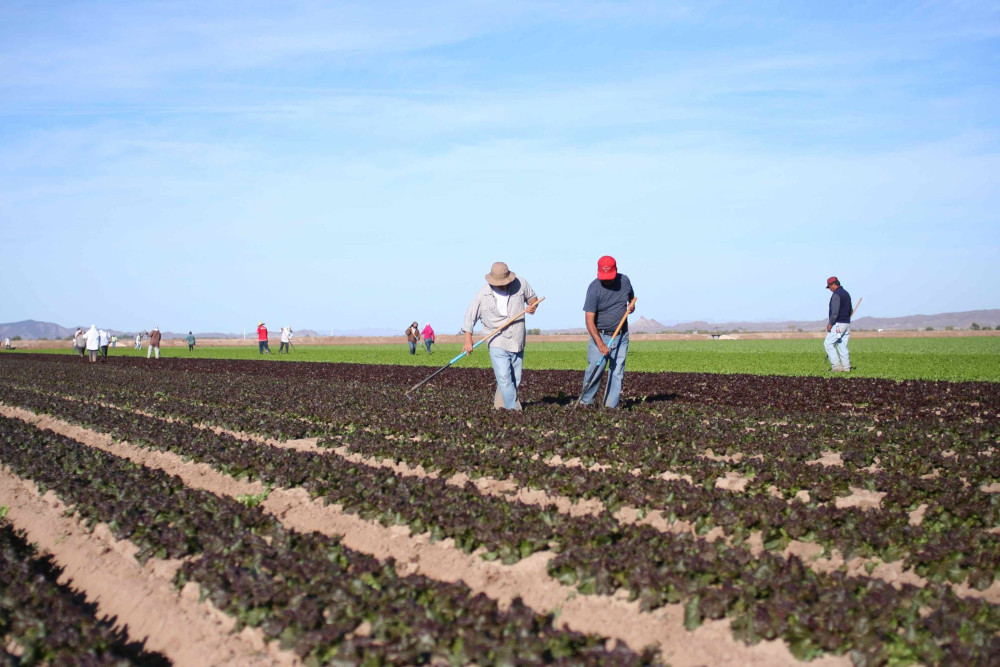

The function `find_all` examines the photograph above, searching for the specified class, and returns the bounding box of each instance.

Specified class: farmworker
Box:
[134,333,142,350]
[580,256,636,408]
[147,326,161,359]
[186,331,196,351]
[98,329,110,359]
[405,322,420,355]
[111,335,117,348]
[279,326,293,353]
[257,321,271,354]
[421,322,435,353]
[462,261,539,410]
[85,325,100,363]
[825,276,853,372]
[74,328,87,358]
[3,337,9,349]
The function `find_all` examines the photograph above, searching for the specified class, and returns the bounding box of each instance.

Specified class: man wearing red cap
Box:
[824,276,852,372]
[581,256,635,407]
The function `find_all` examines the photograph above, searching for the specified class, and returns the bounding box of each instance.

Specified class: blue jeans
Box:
[408,341,416,355]
[424,339,432,353]
[581,331,629,408]
[258,340,270,354]
[488,346,524,410]
[824,323,851,369]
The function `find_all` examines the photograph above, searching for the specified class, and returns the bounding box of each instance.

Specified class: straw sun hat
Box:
[485,262,516,287]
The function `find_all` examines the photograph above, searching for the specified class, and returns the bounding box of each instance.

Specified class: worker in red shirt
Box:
[256,321,271,355]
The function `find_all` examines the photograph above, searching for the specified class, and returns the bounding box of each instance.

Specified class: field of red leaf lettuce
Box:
[0,352,997,665]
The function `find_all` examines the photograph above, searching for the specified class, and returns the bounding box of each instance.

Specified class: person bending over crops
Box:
[824,276,852,372]
[580,256,635,408]
[463,262,539,410]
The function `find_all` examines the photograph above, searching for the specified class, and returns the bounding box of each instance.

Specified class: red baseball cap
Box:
[826,276,839,288]
[597,256,617,280]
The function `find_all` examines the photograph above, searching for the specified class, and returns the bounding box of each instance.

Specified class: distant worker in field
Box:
[3,337,9,350]
[405,322,420,355]
[463,261,539,410]
[186,331,196,351]
[85,325,100,363]
[75,328,87,358]
[135,332,142,350]
[98,328,110,359]
[421,322,435,353]
[257,321,271,354]
[279,326,293,353]
[111,335,117,348]
[580,256,636,408]
[147,326,162,359]
[824,276,852,372]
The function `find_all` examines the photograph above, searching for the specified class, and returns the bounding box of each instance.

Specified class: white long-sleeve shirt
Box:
[85,327,100,351]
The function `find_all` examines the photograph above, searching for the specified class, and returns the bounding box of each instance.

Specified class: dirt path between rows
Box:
[163,407,998,604]
[0,403,848,667]
[0,464,298,666]
[11,387,1000,607]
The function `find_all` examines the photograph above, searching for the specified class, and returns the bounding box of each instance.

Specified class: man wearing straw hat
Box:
[462,262,539,410]
[580,256,635,408]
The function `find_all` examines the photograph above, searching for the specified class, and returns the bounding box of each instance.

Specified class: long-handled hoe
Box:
[405,298,545,399]
[575,297,636,409]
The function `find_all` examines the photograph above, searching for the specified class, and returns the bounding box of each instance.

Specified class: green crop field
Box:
[18,336,1000,382]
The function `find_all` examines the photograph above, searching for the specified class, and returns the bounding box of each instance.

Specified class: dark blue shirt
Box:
[828,286,852,325]
[583,274,635,331]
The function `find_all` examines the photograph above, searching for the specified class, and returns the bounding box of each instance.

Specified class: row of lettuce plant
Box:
[0,416,649,665]
[3,380,997,591]
[1,391,998,663]
[4,367,997,542]
[3,356,995,499]
[0,518,169,665]
[5,352,998,424]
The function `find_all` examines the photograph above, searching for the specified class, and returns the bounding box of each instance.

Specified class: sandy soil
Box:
[0,403,851,666]
[3,398,998,667]
[0,463,297,666]
[13,395,1000,607]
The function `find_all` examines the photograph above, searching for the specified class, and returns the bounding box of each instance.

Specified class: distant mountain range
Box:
[0,320,400,340]
[2,311,997,341]
[545,310,1000,334]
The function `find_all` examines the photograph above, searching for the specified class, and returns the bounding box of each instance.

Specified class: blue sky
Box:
[2,1,998,334]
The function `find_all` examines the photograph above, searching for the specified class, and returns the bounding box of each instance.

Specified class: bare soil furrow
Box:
[12,396,1000,605]
[0,464,297,667]
[1,402,847,667]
